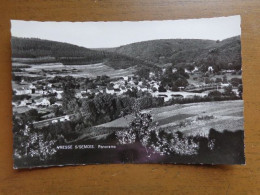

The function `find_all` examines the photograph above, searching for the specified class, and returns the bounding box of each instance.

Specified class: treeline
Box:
[71,93,164,132]
[165,95,240,106]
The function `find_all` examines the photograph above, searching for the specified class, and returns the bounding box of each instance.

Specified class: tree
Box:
[223,85,236,97]
[208,90,222,98]
[152,87,158,92]
[115,101,156,146]
[238,84,243,98]
[24,109,41,122]
[230,78,242,87]
[215,78,222,83]
[115,101,199,157]
[125,88,138,98]
[158,85,167,92]
[13,122,57,161]
[136,67,150,79]
[165,66,173,75]
[175,78,188,88]
[49,96,56,105]
[53,106,64,117]
[186,65,195,72]
[62,76,78,113]
[223,75,228,83]
[171,83,179,91]
[205,77,211,84]
[177,68,189,79]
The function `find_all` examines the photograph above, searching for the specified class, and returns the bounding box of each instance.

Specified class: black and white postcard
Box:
[11,15,245,168]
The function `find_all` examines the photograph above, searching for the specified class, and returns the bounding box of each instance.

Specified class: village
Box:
[12,62,242,129]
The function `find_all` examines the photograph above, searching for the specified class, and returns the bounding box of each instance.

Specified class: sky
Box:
[11,15,241,48]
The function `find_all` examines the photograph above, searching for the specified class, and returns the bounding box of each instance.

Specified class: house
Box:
[221,83,230,87]
[149,72,155,78]
[52,119,58,124]
[97,86,105,94]
[54,100,63,106]
[56,93,63,99]
[93,89,100,95]
[53,88,63,94]
[120,86,127,93]
[113,83,120,89]
[59,115,70,122]
[75,89,83,98]
[222,69,236,73]
[123,76,129,81]
[29,84,36,94]
[208,66,214,72]
[138,81,143,86]
[139,85,148,92]
[106,87,114,94]
[41,113,55,120]
[75,92,83,98]
[14,87,31,95]
[19,99,30,106]
[192,66,199,73]
[114,88,121,93]
[35,98,50,106]
[178,86,185,91]
[36,89,44,94]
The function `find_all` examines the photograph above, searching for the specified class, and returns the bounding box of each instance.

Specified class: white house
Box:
[123,76,129,81]
[208,66,214,72]
[59,115,70,122]
[106,87,114,94]
[56,93,63,99]
[149,72,155,78]
[36,98,50,106]
[113,83,120,89]
[14,87,31,95]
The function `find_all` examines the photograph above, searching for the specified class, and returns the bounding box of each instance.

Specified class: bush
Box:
[197,115,214,121]
[223,85,236,97]
[208,90,222,98]
[230,78,242,87]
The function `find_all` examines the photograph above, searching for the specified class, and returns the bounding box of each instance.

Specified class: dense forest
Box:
[105,36,242,71]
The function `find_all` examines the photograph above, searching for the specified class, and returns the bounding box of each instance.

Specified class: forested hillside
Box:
[11,37,156,70]
[105,36,241,71]
[11,36,241,72]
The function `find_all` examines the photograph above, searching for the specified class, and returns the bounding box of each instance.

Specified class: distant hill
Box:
[105,36,242,70]
[11,36,241,72]
[11,37,157,70]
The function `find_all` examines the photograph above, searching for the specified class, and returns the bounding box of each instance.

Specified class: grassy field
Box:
[96,100,244,137]
[13,62,135,78]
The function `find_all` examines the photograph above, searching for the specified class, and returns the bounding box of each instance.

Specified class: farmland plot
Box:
[96,100,243,137]
[13,61,135,78]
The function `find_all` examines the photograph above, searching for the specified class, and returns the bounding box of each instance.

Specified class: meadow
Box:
[95,100,243,137]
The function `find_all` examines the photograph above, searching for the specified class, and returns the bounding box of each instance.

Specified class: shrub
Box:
[208,90,222,98]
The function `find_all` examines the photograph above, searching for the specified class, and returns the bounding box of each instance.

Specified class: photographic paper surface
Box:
[11,15,244,168]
